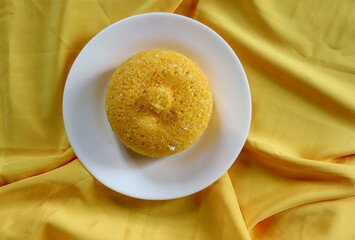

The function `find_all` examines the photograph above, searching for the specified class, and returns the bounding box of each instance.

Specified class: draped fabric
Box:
[1,0,355,239]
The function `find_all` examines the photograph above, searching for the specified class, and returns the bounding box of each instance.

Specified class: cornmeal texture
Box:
[105,49,213,157]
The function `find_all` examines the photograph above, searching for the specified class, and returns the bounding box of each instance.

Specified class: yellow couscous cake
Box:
[105,49,213,157]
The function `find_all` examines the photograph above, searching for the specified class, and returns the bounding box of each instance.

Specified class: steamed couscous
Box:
[105,49,213,157]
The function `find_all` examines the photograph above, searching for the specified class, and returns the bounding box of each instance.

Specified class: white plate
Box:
[63,13,251,200]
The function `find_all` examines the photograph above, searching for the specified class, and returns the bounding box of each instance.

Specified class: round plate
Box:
[63,13,251,200]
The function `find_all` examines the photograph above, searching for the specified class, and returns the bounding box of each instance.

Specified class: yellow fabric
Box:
[1,0,355,239]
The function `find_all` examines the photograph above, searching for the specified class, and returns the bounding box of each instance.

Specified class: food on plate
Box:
[105,49,213,157]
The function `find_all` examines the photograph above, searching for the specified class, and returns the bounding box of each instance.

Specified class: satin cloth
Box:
[1,0,355,239]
